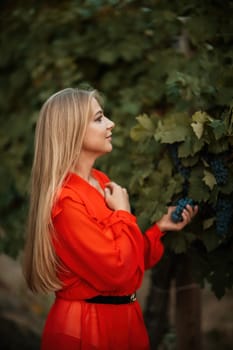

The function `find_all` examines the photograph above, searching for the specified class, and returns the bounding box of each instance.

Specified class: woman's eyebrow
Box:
[94,110,103,117]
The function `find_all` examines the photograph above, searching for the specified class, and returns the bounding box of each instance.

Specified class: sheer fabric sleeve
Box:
[143,224,165,270]
[52,196,145,293]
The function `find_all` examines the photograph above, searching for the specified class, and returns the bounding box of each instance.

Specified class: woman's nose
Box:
[107,118,115,130]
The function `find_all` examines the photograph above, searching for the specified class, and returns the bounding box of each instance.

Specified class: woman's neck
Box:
[74,154,95,183]
[75,159,104,196]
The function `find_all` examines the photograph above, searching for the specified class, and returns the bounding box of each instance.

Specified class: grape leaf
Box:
[154,124,188,143]
[191,111,211,123]
[210,120,227,140]
[203,217,215,230]
[154,113,191,144]
[136,114,155,131]
[130,124,153,141]
[203,170,217,190]
[191,121,204,139]
[178,136,204,157]
[157,155,173,176]
[189,169,210,201]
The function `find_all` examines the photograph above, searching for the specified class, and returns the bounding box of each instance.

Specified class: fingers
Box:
[194,205,199,215]
[158,203,199,232]
[104,182,130,212]
[181,204,198,224]
[105,182,128,194]
[181,209,191,224]
[105,181,119,191]
[104,187,111,196]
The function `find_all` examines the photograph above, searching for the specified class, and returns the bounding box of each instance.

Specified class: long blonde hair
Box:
[23,88,100,293]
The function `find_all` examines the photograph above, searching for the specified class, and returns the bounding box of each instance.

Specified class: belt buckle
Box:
[130,293,136,302]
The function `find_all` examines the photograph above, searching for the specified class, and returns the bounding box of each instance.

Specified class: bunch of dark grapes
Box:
[169,143,190,194]
[171,198,196,223]
[209,158,228,185]
[215,197,233,235]
[202,150,229,185]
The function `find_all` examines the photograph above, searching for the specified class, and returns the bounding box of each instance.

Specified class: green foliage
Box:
[0,0,233,296]
[131,106,233,219]
[130,101,233,299]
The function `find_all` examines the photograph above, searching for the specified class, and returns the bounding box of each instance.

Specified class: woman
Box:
[23,88,198,350]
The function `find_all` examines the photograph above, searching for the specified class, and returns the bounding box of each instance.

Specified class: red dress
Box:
[41,169,164,350]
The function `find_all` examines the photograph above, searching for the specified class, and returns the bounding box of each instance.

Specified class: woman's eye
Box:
[95,115,103,122]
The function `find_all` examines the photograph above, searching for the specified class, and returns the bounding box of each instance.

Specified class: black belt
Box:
[85,293,136,305]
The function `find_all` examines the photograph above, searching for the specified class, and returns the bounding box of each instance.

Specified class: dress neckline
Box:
[69,169,105,198]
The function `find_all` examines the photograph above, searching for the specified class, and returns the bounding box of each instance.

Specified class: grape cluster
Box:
[171,198,195,223]
[209,158,228,185]
[215,197,233,235]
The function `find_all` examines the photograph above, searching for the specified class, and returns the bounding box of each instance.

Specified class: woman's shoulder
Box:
[52,170,109,219]
[52,174,84,219]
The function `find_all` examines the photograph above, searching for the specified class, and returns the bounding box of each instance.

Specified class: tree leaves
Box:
[130,76,233,298]
[210,119,227,140]
[1,0,233,297]
[154,113,191,144]
[136,114,155,131]
[203,170,217,190]
[178,136,204,157]
[188,169,210,202]
[191,121,204,139]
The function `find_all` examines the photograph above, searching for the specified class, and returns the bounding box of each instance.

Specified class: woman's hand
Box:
[156,204,198,232]
[104,182,131,213]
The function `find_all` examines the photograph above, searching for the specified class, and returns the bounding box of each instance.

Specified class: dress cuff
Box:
[149,223,166,238]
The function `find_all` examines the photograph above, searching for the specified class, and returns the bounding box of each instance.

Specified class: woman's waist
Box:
[56,277,137,301]
[56,287,137,302]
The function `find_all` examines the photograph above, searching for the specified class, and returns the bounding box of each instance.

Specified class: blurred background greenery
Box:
[0,0,232,349]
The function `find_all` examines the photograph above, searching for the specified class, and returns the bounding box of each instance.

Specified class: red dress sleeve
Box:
[53,194,145,294]
[52,170,165,296]
[143,224,165,269]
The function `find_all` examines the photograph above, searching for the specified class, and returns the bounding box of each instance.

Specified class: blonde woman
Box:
[23,88,198,350]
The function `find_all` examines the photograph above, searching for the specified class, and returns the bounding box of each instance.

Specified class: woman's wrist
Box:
[156,220,166,233]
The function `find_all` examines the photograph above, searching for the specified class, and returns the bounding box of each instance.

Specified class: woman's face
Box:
[81,97,115,157]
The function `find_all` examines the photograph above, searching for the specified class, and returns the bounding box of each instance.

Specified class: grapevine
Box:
[168,141,233,236]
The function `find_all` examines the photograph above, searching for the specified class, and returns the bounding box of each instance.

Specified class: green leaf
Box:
[178,136,204,157]
[208,140,229,153]
[154,125,187,143]
[191,111,211,123]
[188,169,210,201]
[130,124,153,141]
[136,114,155,131]
[154,113,191,144]
[210,119,227,140]
[181,154,199,167]
[203,217,215,230]
[151,206,168,222]
[157,155,173,176]
[203,170,217,190]
[191,121,204,139]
